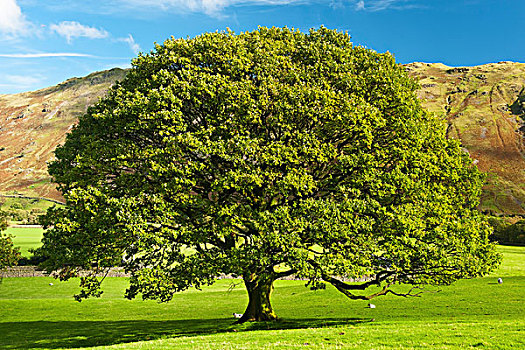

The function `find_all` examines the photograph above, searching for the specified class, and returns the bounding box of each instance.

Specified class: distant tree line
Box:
[0,210,20,271]
[487,216,525,245]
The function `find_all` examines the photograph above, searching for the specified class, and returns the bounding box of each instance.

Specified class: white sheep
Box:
[498,278,503,284]
[233,313,243,318]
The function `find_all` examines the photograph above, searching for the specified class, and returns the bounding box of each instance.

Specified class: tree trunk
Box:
[237,272,277,323]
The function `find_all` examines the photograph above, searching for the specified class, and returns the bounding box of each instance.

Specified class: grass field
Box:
[0,246,523,349]
[5,226,44,257]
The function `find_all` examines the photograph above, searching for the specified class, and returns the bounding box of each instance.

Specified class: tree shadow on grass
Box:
[0,317,368,349]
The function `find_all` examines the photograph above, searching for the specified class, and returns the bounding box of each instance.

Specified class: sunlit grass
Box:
[0,246,523,349]
[5,226,44,257]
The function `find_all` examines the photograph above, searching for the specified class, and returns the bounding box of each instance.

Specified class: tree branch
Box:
[273,268,297,279]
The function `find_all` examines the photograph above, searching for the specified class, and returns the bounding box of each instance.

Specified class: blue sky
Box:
[0,0,523,94]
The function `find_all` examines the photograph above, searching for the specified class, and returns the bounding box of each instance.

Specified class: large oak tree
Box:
[39,27,499,322]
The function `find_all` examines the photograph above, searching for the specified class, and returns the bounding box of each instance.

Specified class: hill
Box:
[406,62,525,215]
[0,62,524,215]
[0,68,127,204]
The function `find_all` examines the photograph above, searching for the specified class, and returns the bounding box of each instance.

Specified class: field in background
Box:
[5,226,44,257]
[0,246,523,349]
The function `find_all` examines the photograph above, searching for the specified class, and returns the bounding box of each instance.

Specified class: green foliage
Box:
[510,88,525,118]
[503,221,525,244]
[489,217,525,245]
[0,211,21,269]
[0,198,51,224]
[40,27,499,319]
[9,202,23,210]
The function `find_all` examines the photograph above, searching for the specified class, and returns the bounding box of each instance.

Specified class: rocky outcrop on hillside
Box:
[0,62,524,215]
[0,68,127,202]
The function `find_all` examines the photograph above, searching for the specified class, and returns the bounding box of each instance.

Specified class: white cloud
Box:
[0,0,33,37]
[122,0,304,16]
[0,52,93,58]
[330,0,344,9]
[118,34,141,55]
[50,21,109,43]
[0,73,46,90]
[4,74,44,87]
[367,0,396,11]
[354,0,418,12]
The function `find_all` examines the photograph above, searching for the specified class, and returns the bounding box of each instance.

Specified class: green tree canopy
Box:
[40,27,500,322]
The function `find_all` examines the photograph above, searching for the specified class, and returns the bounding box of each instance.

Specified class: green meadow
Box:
[5,226,44,257]
[0,245,523,349]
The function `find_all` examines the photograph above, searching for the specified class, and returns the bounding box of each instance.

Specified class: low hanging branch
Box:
[308,259,425,300]
[328,279,425,300]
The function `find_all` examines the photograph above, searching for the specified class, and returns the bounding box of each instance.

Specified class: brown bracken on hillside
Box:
[0,68,126,202]
[406,62,525,215]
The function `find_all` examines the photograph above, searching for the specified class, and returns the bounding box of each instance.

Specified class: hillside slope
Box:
[406,62,525,215]
[0,68,127,202]
[0,63,524,214]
